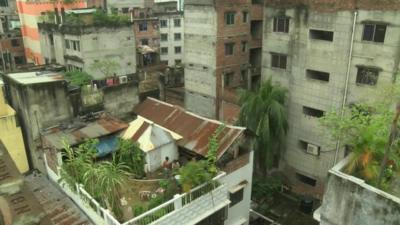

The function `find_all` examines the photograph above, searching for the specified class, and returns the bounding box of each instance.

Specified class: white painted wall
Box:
[146,142,179,172]
[159,13,184,66]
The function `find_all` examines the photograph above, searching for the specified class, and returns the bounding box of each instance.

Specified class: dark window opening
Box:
[122,8,129,13]
[141,39,149,45]
[356,67,379,86]
[225,12,235,25]
[14,56,25,65]
[174,33,181,41]
[241,41,247,52]
[271,53,287,69]
[309,29,334,41]
[242,11,248,23]
[139,22,148,32]
[296,173,317,187]
[229,188,244,207]
[225,43,234,56]
[65,39,70,49]
[303,106,324,118]
[0,0,9,7]
[161,34,168,41]
[160,20,167,28]
[11,39,20,47]
[306,69,330,82]
[273,17,289,33]
[362,24,386,43]
[174,19,181,27]
[174,46,181,54]
[298,140,308,150]
[161,47,168,54]
[224,72,234,87]
[49,34,54,45]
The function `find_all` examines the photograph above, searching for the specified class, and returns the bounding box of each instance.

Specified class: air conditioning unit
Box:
[306,143,319,156]
[119,75,128,84]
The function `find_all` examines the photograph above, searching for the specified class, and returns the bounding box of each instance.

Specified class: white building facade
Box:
[157,12,184,67]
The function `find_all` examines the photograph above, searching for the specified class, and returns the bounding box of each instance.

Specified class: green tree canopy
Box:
[238,78,288,173]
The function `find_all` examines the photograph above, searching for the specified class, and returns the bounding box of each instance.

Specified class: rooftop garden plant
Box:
[64,70,93,86]
[321,83,400,193]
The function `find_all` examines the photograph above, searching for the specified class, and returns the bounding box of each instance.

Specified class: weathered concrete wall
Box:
[320,159,400,225]
[5,78,73,172]
[184,4,218,118]
[103,82,140,118]
[261,6,400,196]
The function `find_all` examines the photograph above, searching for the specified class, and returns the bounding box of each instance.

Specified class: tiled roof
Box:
[133,98,246,158]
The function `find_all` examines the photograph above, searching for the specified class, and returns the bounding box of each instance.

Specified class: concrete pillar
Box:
[0,86,7,116]
[173,194,182,210]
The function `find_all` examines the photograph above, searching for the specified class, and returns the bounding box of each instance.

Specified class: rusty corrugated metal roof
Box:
[133,98,246,158]
[43,114,128,149]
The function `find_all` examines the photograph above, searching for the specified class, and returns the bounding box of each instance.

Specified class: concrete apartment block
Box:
[184,0,262,120]
[158,11,184,66]
[39,24,137,79]
[262,1,400,197]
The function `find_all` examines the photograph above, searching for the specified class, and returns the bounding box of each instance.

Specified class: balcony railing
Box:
[44,152,227,225]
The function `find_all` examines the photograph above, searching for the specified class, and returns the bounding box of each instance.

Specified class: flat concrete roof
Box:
[5,71,65,85]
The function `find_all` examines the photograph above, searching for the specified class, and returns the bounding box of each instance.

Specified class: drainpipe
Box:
[333,10,358,165]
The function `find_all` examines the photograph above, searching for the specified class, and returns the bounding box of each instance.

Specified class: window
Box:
[174,33,182,41]
[111,8,118,14]
[271,53,287,69]
[160,20,167,28]
[306,69,330,82]
[174,19,181,27]
[242,11,249,23]
[175,59,182,65]
[241,69,247,81]
[241,41,247,52]
[139,22,148,32]
[49,34,54,45]
[161,34,168,41]
[161,47,168,54]
[0,0,9,7]
[356,67,380,86]
[71,40,80,51]
[273,17,289,33]
[11,39,19,47]
[225,12,235,25]
[362,24,386,43]
[122,8,129,13]
[14,56,24,65]
[229,187,244,207]
[225,43,234,56]
[303,106,324,118]
[65,39,70,49]
[175,46,182,54]
[296,173,317,187]
[141,39,149,45]
[309,29,334,41]
[224,72,234,87]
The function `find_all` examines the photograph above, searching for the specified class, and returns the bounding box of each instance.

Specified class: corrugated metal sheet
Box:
[133,98,246,158]
[43,115,128,150]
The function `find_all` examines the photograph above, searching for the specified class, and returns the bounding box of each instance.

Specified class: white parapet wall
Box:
[318,155,400,225]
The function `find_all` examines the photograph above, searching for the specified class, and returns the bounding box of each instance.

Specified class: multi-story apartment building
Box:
[16,0,103,65]
[262,0,400,197]
[156,10,184,66]
[38,9,137,79]
[184,0,263,120]
[0,0,25,71]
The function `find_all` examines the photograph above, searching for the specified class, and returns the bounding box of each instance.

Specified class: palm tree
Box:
[238,78,288,174]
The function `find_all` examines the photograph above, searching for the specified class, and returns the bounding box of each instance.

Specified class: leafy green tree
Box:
[90,59,119,78]
[115,138,145,178]
[65,71,93,86]
[238,78,288,173]
[206,125,225,175]
[179,160,213,192]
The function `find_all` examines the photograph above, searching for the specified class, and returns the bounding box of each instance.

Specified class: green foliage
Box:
[159,180,170,190]
[64,13,83,25]
[133,205,145,216]
[60,138,132,221]
[179,160,213,192]
[90,59,119,78]
[206,124,225,175]
[321,82,400,188]
[93,10,130,26]
[65,71,93,86]
[238,78,288,172]
[252,176,282,204]
[148,195,166,209]
[115,138,145,178]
